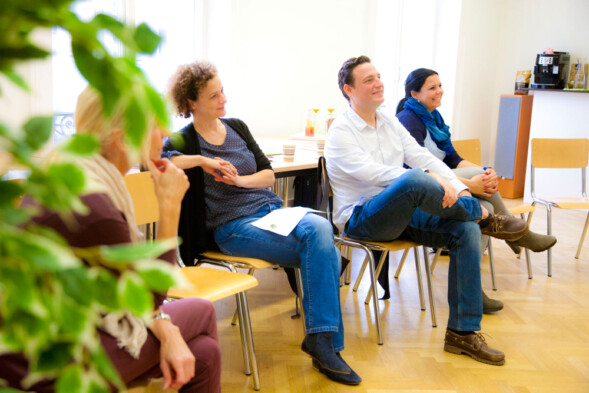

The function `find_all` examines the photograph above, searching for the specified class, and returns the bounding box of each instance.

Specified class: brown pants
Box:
[0,298,221,393]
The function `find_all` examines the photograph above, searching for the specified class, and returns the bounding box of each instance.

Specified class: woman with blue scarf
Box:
[396,68,557,311]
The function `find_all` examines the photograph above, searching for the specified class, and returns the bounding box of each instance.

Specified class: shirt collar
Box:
[346,106,385,131]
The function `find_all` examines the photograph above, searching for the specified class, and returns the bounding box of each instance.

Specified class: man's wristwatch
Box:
[153,311,172,322]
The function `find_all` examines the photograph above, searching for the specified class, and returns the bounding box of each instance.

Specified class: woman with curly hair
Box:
[162,61,362,386]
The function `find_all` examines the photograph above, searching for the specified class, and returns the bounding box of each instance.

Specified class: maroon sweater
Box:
[21,192,175,307]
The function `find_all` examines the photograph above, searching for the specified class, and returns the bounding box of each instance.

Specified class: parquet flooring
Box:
[213,200,589,392]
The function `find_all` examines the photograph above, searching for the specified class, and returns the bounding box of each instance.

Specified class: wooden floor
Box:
[213,200,589,392]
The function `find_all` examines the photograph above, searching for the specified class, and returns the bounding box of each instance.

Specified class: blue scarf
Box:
[403,97,453,154]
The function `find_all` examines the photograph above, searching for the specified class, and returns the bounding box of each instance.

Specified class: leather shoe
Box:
[506,230,557,253]
[302,333,362,385]
[480,214,529,241]
[482,290,503,314]
[444,329,505,366]
[311,355,362,385]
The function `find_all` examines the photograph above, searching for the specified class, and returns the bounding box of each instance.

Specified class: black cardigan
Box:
[161,118,273,266]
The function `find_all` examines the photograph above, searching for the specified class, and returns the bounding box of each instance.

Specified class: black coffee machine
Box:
[531,51,570,89]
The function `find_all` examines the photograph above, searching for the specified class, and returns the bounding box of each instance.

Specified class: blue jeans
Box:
[214,203,345,351]
[345,169,484,332]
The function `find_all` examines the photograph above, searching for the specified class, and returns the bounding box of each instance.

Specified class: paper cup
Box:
[283,144,296,162]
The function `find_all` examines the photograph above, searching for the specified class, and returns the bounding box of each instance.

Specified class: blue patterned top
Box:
[198,123,282,229]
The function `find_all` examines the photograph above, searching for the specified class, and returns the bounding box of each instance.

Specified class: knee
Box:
[450,221,481,250]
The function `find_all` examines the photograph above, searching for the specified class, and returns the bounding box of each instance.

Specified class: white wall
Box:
[453,0,589,165]
[221,0,378,136]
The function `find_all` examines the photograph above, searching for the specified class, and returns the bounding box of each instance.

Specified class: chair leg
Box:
[487,238,497,291]
[421,246,437,327]
[232,266,255,326]
[344,246,353,285]
[238,291,261,391]
[235,294,252,377]
[546,205,553,277]
[352,254,370,292]
[365,249,383,345]
[413,247,425,311]
[525,247,533,279]
[364,250,389,304]
[294,268,306,333]
[394,248,410,278]
[430,248,442,273]
[575,212,589,259]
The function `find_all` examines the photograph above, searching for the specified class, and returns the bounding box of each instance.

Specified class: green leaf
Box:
[91,346,123,390]
[100,238,175,262]
[93,269,120,310]
[135,260,178,292]
[37,341,74,372]
[0,207,32,225]
[57,267,93,307]
[145,85,169,129]
[168,132,186,150]
[93,13,126,40]
[123,94,147,149]
[71,42,120,115]
[55,364,83,393]
[88,379,111,393]
[23,116,53,150]
[119,272,153,315]
[134,23,161,54]
[58,298,89,338]
[0,180,23,206]
[58,133,100,156]
[2,68,30,91]
[47,162,86,195]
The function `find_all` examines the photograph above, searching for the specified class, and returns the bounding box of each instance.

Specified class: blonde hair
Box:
[74,86,157,161]
[75,87,124,149]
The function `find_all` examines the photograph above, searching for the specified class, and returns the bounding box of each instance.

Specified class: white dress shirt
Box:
[325,107,467,233]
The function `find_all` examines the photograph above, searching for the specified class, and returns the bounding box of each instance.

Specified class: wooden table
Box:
[256,137,320,206]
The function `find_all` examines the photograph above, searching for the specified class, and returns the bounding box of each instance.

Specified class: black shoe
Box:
[480,214,529,241]
[482,290,503,314]
[302,333,362,385]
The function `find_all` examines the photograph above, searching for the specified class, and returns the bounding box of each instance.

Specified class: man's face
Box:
[347,62,384,109]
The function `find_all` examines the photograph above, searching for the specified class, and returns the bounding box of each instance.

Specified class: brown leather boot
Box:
[444,329,505,366]
[506,231,557,253]
[480,214,529,241]
[482,290,503,314]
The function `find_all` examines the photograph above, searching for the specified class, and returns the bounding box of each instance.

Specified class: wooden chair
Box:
[198,250,306,331]
[452,138,536,280]
[317,157,437,346]
[123,171,159,240]
[530,138,589,276]
[168,263,260,390]
[123,171,262,391]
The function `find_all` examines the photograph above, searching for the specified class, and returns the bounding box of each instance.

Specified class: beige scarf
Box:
[79,154,148,359]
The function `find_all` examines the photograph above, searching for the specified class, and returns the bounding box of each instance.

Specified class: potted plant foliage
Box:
[1,1,179,391]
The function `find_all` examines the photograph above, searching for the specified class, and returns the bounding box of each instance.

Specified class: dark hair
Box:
[168,61,218,118]
[395,68,438,114]
[338,55,372,102]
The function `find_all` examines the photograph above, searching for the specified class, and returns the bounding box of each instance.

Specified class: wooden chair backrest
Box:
[452,139,482,166]
[123,171,159,226]
[531,138,589,169]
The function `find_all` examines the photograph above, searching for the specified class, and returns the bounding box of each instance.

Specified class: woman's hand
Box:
[481,168,499,194]
[200,156,236,179]
[145,159,189,209]
[151,319,196,390]
[428,171,458,208]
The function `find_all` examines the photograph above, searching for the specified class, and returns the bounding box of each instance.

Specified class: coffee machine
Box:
[531,51,570,89]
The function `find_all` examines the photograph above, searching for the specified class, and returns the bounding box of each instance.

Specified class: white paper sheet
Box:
[251,206,318,236]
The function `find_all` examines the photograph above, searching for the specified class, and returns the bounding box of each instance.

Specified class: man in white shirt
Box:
[326,56,528,366]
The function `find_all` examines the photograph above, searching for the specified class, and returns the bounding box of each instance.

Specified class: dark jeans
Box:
[345,169,484,331]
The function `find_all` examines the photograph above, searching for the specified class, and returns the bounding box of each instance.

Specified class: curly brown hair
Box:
[168,61,218,118]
